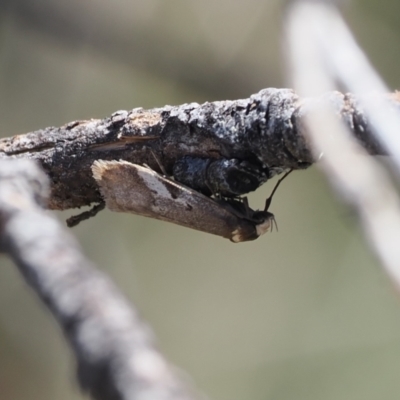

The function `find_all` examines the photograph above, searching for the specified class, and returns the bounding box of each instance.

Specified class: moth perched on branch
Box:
[0,88,390,213]
[91,160,291,242]
[0,88,395,239]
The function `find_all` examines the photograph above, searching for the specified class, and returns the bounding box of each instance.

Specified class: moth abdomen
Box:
[172,156,269,197]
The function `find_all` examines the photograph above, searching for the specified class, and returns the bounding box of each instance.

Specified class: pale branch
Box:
[0,88,391,211]
[287,0,400,291]
[0,159,198,400]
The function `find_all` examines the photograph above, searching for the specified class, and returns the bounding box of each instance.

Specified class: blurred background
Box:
[1,1,400,399]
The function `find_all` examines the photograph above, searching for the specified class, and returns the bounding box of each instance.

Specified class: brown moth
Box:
[92,160,291,243]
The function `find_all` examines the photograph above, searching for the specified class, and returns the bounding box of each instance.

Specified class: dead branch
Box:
[0,89,391,211]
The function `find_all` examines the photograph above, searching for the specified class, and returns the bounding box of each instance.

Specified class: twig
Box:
[0,158,199,400]
[287,0,400,290]
[314,3,400,173]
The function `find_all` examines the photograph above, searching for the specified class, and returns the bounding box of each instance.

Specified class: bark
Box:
[0,88,390,211]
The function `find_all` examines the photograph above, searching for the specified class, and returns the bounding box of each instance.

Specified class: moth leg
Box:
[242,197,252,218]
[213,191,223,200]
[203,163,216,197]
[66,201,106,227]
[150,149,168,176]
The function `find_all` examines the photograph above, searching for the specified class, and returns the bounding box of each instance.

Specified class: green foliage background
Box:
[1,1,400,399]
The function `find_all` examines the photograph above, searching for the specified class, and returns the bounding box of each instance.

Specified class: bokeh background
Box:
[1,1,400,399]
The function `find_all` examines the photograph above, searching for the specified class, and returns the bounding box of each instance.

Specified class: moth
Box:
[91,160,291,243]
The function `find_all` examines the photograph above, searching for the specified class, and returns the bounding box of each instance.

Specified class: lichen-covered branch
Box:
[0,88,390,211]
[0,159,198,400]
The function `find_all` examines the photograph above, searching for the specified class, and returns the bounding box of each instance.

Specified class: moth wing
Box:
[92,160,264,242]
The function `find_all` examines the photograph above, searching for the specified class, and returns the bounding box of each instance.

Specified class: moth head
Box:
[255,211,277,236]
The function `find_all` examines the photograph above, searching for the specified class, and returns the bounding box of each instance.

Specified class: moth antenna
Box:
[264,169,293,211]
[150,149,168,176]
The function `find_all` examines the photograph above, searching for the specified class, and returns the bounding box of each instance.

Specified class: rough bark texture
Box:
[0,88,390,211]
[0,159,198,400]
